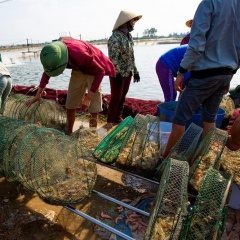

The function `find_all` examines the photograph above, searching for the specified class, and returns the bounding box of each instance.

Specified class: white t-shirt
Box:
[0,62,10,77]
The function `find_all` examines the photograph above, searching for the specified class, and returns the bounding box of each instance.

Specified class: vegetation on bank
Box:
[0,32,186,51]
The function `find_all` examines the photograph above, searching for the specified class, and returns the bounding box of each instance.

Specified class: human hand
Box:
[134,73,140,83]
[81,92,93,111]
[116,73,123,82]
[26,96,41,107]
[174,74,184,92]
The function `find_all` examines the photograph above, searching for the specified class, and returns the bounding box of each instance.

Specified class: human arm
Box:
[180,1,212,70]
[26,72,50,106]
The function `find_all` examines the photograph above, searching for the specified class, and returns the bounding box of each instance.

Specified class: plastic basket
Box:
[157,101,225,128]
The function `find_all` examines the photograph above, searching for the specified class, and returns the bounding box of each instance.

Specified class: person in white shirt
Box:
[0,62,12,115]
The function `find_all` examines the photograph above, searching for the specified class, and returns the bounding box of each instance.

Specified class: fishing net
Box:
[93,116,134,164]
[145,158,189,240]
[4,94,68,131]
[29,132,97,205]
[116,114,147,167]
[3,123,40,182]
[220,147,240,185]
[0,116,28,172]
[165,123,203,162]
[70,125,106,160]
[2,120,97,205]
[116,114,161,177]
[180,168,232,240]
[189,127,228,191]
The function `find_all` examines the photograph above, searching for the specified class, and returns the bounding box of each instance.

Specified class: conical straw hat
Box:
[112,10,142,32]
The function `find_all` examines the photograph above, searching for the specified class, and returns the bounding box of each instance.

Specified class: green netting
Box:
[70,126,106,160]
[0,116,28,172]
[166,123,203,162]
[145,158,189,240]
[189,127,228,191]
[1,120,97,205]
[180,168,232,240]
[3,124,40,182]
[28,133,97,205]
[4,94,67,131]
[116,114,161,176]
[93,116,134,164]
[220,147,240,185]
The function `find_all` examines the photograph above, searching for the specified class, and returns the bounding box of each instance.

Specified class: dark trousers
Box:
[107,74,132,123]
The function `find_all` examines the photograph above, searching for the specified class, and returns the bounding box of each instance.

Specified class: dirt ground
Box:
[1,114,240,240]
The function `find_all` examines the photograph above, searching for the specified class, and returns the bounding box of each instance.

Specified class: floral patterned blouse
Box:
[108,30,138,77]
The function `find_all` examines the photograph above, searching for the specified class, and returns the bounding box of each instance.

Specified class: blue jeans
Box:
[0,75,12,114]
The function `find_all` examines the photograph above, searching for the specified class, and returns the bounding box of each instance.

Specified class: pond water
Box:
[1,43,240,101]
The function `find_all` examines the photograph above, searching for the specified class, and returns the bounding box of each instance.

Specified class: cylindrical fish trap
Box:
[189,127,228,191]
[116,114,161,177]
[145,158,189,240]
[70,126,106,160]
[180,168,232,240]
[221,147,240,185]
[4,126,64,190]
[4,94,68,132]
[93,116,135,164]
[3,123,41,183]
[18,128,97,205]
[0,116,28,172]
[166,123,203,162]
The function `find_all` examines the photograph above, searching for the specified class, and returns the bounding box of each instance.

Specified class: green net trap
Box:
[220,147,240,185]
[189,127,228,191]
[3,123,40,182]
[4,94,67,131]
[0,116,28,172]
[93,116,134,164]
[70,125,106,160]
[180,168,232,240]
[116,114,161,177]
[166,123,203,162]
[1,119,97,205]
[145,158,189,240]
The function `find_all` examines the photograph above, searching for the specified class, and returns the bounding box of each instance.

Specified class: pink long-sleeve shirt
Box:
[39,39,116,93]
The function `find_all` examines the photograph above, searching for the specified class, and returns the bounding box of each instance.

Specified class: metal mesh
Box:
[145,158,189,240]
[93,116,134,164]
[116,114,161,176]
[221,147,240,185]
[189,127,228,191]
[4,94,67,131]
[180,168,232,240]
[166,123,203,162]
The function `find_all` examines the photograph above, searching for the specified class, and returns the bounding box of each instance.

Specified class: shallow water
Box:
[1,43,240,101]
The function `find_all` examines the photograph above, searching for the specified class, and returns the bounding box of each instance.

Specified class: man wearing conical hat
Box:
[106,10,142,129]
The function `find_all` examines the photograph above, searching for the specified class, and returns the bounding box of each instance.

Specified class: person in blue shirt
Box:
[156,44,190,102]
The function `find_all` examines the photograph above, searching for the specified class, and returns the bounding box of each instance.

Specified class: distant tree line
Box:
[142,28,188,39]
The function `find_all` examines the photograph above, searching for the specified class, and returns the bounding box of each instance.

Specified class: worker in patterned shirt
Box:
[106,10,142,129]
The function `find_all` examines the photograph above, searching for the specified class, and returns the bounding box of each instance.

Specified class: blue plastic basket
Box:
[157,101,225,128]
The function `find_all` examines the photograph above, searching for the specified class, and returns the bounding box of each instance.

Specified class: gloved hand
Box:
[116,73,123,82]
[134,73,140,83]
